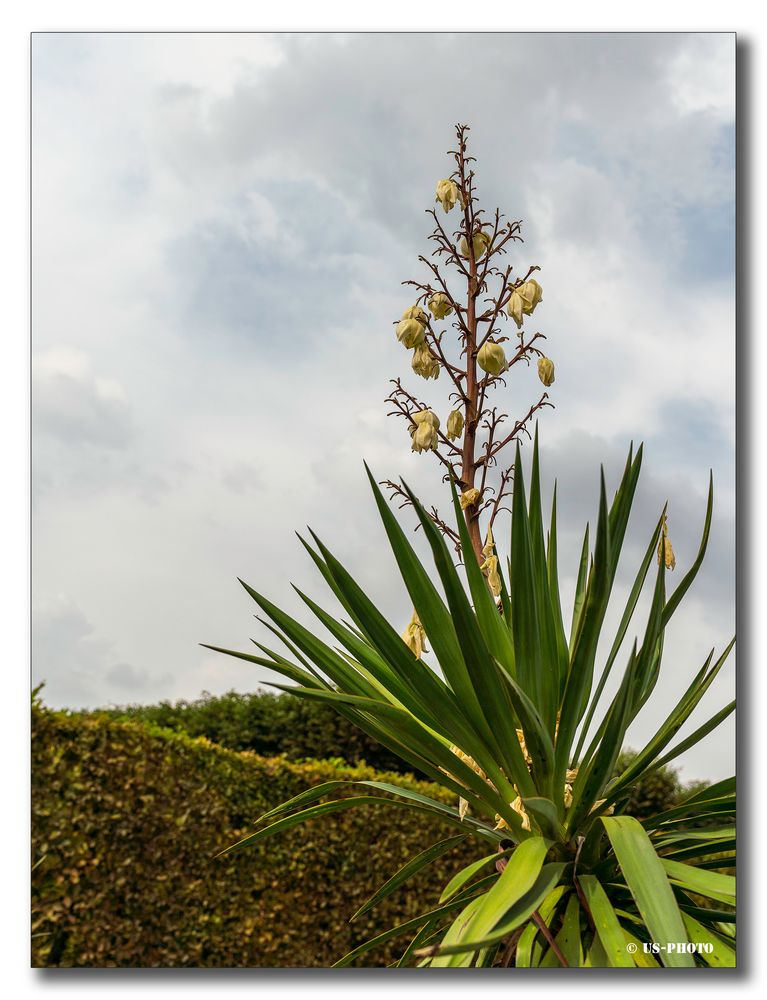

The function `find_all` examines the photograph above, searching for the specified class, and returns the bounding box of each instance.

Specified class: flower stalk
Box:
[385,124,555,565]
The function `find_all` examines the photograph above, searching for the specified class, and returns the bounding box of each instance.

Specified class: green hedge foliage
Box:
[89,692,704,814]
[91,689,423,776]
[614,749,683,818]
[31,704,477,968]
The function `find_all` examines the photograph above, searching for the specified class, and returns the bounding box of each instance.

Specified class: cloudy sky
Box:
[31,32,735,780]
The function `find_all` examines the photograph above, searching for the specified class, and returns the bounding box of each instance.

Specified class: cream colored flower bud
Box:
[395,318,426,349]
[411,343,440,380]
[412,423,438,452]
[428,292,454,320]
[402,304,428,324]
[485,556,502,597]
[657,514,676,570]
[410,409,440,453]
[459,487,481,510]
[518,279,543,315]
[402,608,428,659]
[537,357,555,386]
[474,230,491,258]
[412,409,439,429]
[481,524,495,561]
[459,229,491,261]
[477,340,507,376]
[507,289,525,329]
[480,528,501,596]
[446,408,464,441]
[508,279,543,329]
[435,178,460,213]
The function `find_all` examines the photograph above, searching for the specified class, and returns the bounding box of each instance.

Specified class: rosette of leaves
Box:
[207,438,735,968]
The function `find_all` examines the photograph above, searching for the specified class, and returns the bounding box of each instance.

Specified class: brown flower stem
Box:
[500,925,526,967]
[386,379,463,464]
[480,394,552,466]
[428,212,472,283]
[410,258,471,338]
[575,876,596,935]
[453,126,484,566]
[381,480,462,550]
[532,909,570,967]
[424,327,469,394]
[487,467,515,527]
[476,262,539,328]
[386,124,553,565]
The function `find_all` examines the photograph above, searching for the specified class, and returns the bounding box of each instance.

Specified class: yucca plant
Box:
[206,437,735,968]
[207,126,734,967]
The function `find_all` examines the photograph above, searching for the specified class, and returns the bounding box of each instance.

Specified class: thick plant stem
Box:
[462,292,483,566]
[499,925,525,967]
[532,909,570,967]
[456,127,484,568]
[385,123,551,565]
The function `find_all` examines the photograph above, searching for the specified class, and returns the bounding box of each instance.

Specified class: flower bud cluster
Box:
[435,178,461,213]
[395,305,427,349]
[410,409,440,453]
[479,526,502,597]
[395,304,440,381]
[507,278,543,329]
[411,343,440,380]
[389,173,557,487]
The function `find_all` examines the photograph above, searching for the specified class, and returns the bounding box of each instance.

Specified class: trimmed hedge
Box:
[31,705,478,968]
[614,749,683,818]
[89,693,705,814]
[91,689,424,777]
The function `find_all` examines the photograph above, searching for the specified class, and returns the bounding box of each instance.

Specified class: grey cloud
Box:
[508,430,735,778]
[31,349,199,507]
[221,461,263,495]
[163,182,375,352]
[32,350,139,507]
[32,594,173,709]
[104,661,164,692]
[672,186,736,284]
[525,427,734,624]
[33,449,181,508]
[196,34,732,254]
[32,351,133,449]
[32,33,93,89]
